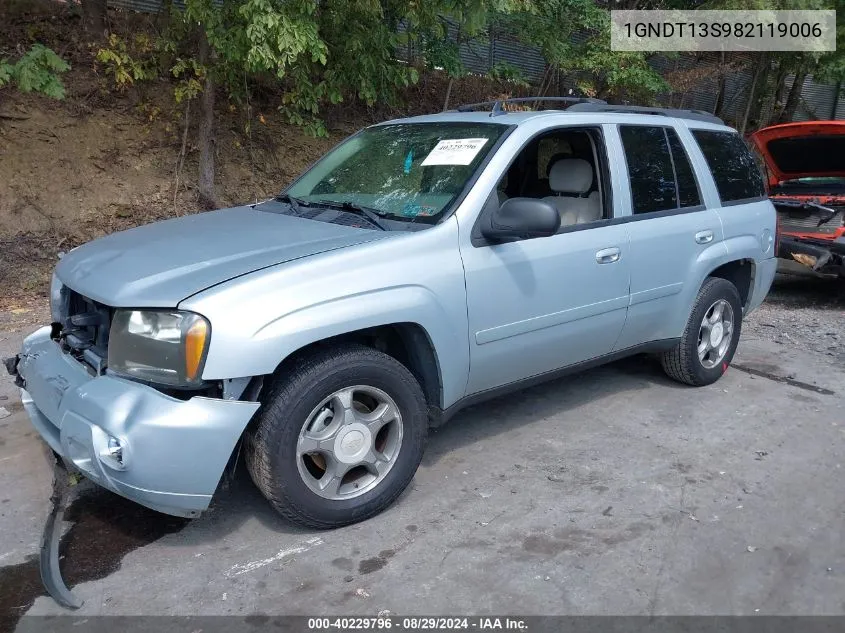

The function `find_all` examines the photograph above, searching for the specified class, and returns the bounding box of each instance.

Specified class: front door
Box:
[460,222,631,395]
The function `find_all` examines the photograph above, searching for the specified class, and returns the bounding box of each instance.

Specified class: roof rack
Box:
[566,103,724,125]
[456,96,607,117]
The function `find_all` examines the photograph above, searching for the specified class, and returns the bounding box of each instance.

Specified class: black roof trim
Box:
[566,103,725,125]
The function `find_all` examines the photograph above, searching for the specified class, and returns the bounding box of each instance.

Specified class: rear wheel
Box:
[661,277,742,386]
[245,344,428,529]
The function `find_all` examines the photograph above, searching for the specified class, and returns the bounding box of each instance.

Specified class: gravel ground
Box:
[744,270,845,365]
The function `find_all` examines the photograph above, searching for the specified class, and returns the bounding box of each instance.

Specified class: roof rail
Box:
[456,96,607,117]
[566,103,725,125]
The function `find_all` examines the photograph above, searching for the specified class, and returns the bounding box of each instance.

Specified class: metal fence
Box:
[107,0,843,122]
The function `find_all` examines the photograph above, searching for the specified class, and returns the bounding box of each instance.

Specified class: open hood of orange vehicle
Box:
[749,121,845,188]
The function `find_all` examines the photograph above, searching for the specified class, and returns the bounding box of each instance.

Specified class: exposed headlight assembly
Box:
[49,272,65,323]
[108,310,210,387]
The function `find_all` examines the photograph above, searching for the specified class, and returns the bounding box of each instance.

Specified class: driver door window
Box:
[493,127,610,230]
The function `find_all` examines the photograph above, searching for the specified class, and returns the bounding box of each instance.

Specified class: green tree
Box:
[160,0,491,206]
[163,0,329,207]
[697,0,841,127]
[493,0,668,102]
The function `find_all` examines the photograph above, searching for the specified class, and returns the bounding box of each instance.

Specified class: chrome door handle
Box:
[595,247,621,264]
[695,230,714,244]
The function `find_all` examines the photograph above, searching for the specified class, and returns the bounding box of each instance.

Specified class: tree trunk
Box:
[442,25,462,112]
[740,52,769,134]
[442,77,454,112]
[769,62,789,125]
[197,31,218,210]
[713,74,727,117]
[712,51,727,117]
[779,66,808,123]
[82,0,107,37]
[748,52,771,132]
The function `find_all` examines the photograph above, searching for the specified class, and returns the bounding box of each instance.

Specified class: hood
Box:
[749,121,845,187]
[56,203,390,307]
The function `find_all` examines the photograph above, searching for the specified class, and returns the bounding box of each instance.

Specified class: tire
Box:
[245,344,428,529]
[661,277,743,387]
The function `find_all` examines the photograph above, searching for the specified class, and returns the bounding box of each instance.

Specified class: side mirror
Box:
[481,197,561,242]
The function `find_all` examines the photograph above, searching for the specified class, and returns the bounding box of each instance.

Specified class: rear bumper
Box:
[10,327,260,517]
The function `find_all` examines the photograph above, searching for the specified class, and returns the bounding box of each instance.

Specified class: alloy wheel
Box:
[296,385,403,500]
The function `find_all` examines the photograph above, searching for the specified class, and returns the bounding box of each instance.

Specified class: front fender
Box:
[181,222,470,408]
[251,286,463,405]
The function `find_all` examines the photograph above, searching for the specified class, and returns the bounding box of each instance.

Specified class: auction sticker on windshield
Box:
[421,138,488,166]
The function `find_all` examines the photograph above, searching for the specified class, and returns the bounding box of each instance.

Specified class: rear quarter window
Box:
[691,130,766,203]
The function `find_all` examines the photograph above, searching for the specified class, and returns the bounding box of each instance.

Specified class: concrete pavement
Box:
[0,305,843,621]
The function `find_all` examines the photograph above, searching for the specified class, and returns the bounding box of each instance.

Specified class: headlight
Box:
[107,310,210,387]
[49,272,64,323]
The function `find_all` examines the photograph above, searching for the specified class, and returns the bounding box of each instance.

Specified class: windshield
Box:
[286,122,508,224]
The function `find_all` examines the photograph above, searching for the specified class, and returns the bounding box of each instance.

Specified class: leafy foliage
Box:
[81,0,679,133]
[488,62,529,87]
[95,34,158,91]
[492,0,667,101]
[171,57,206,104]
[0,44,70,99]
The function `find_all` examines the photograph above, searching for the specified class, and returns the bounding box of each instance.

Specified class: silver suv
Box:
[6,99,777,528]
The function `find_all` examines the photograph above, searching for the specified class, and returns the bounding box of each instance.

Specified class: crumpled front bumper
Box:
[9,327,260,517]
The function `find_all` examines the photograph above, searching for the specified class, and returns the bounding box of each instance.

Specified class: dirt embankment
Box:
[0,5,348,310]
[0,72,349,307]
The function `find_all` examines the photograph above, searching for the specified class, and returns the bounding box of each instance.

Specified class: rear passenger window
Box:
[666,130,701,208]
[620,126,676,214]
[692,130,766,202]
[619,126,701,214]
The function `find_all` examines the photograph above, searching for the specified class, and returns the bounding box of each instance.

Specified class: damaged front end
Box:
[773,198,845,277]
[749,121,845,278]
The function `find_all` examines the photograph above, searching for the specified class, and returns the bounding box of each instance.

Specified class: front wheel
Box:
[661,277,743,386]
[245,344,428,529]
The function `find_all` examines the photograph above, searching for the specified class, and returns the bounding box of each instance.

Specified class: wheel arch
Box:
[707,258,756,309]
[197,282,470,409]
[258,322,444,414]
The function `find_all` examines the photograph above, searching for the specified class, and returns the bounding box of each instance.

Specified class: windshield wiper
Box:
[275,193,309,215]
[309,199,389,231]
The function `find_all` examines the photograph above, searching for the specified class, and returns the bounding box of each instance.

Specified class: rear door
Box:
[611,123,725,350]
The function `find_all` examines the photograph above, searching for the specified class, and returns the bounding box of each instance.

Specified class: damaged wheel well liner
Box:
[708,259,754,308]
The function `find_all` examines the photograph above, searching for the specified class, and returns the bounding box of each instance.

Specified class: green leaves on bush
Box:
[0,44,70,99]
[95,34,158,91]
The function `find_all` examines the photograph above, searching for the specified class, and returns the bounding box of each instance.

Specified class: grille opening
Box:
[57,290,113,373]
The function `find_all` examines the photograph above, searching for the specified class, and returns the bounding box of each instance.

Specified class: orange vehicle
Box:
[749,121,845,277]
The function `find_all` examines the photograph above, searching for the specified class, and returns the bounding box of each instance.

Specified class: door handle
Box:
[695,230,714,244]
[595,247,621,264]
